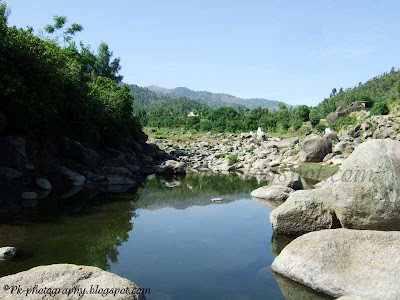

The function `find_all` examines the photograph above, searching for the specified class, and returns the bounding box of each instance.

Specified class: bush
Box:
[309,109,321,127]
[329,116,357,132]
[314,123,327,132]
[371,101,389,115]
[228,155,238,165]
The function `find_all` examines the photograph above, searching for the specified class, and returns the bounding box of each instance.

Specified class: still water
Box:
[0,173,332,300]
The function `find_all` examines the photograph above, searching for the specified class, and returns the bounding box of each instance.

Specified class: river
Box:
[0,173,332,300]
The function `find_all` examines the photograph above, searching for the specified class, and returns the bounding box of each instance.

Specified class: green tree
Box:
[44,16,83,46]
[95,42,123,83]
[309,109,321,127]
[371,101,389,115]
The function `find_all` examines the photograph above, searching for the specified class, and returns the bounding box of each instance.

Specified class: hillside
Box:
[128,84,207,112]
[147,85,287,110]
[316,68,400,117]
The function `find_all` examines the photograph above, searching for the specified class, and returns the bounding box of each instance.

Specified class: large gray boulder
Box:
[272,139,400,234]
[272,229,400,300]
[278,137,299,148]
[270,171,303,190]
[250,185,294,201]
[270,188,339,236]
[299,136,332,162]
[156,160,186,175]
[58,138,100,168]
[0,264,146,299]
[332,139,400,230]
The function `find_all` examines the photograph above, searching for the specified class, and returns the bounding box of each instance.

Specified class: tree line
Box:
[0,3,140,146]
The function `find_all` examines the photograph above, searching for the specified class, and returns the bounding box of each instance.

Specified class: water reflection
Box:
[0,173,333,300]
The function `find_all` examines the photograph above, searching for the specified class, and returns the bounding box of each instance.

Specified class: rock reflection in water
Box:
[274,273,334,300]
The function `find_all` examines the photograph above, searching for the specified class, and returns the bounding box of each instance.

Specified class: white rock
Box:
[0,264,146,299]
[272,229,400,300]
[0,247,17,260]
[251,185,294,201]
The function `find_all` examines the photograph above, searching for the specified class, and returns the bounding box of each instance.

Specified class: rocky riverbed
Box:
[2,110,400,299]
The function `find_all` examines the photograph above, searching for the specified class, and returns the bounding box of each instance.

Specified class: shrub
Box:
[371,101,389,115]
[314,123,327,132]
[228,155,238,165]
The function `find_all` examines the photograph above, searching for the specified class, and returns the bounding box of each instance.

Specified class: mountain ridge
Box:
[146,85,288,110]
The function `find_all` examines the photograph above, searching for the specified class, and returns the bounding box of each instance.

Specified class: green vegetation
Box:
[371,101,389,115]
[146,85,286,110]
[0,3,140,146]
[315,68,400,118]
[228,155,238,165]
[138,102,312,134]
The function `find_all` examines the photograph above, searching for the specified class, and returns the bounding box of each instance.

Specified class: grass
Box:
[228,155,238,165]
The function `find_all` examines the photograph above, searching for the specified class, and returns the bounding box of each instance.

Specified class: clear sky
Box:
[6,0,400,106]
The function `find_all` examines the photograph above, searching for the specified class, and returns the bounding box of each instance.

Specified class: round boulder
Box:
[299,136,332,162]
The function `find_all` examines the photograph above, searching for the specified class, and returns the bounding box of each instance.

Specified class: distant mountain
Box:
[127,84,207,112]
[147,85,288,110]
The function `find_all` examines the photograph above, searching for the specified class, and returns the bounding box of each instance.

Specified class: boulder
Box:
[270,188,339,236]
[58,167,86,186]
[0,264,146,299]
[270,171,303,190]
[36,178,52,190]
[156,160,186,175]
[278,137,299,148]
[272,229,400,300]
[0,136,27,168]
[102,167,133,177]
[0,247,17,261]
[0,167,21,179]
[269,159,281,167]
[326,106,348,123]
[250,185,294,201]
[58,138,100,167]
[105,175,136,185]
[299,136,332,162]
[332,139,400,230]
[21,192,38,200]
[336,297,370,300]
[251,159,270,170]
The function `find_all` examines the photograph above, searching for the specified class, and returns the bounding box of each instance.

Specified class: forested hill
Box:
[128,84,209,112]
[315,68,400,118]
[147,85,288,110]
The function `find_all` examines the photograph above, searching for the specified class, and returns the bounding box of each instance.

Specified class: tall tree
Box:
[95,42,123,83]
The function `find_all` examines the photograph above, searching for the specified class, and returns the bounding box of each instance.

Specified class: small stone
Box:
[21,192,38,200]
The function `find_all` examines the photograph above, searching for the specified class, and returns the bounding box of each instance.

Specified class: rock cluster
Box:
[271,139,400,235]
[0,133,183,217]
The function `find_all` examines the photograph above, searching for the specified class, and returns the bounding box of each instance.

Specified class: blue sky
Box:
[6,0,400,106]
